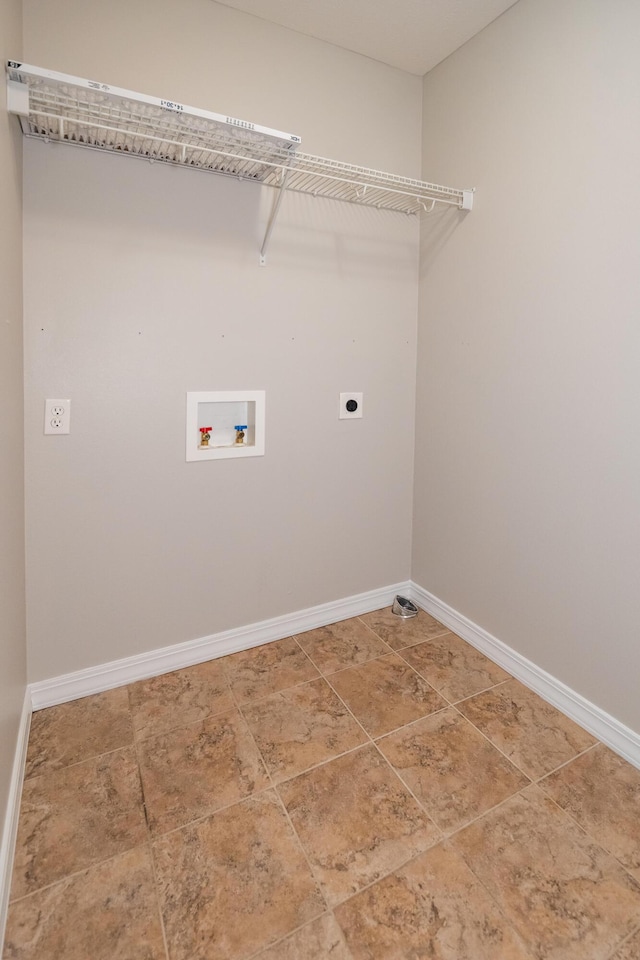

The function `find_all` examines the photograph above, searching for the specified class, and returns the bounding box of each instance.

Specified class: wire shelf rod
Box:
[23,108,467,211]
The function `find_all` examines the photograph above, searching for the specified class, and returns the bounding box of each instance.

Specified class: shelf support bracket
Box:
[259,168,291,266]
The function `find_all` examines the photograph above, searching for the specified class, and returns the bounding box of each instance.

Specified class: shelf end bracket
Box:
[461,188,475,211]
[259,167,291,266]
[7,78,29,117]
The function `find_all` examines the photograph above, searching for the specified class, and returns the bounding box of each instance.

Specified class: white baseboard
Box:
[26,579,640,767]
[30,581,411,710]
[0,690,31,948]
[410,582,640,770]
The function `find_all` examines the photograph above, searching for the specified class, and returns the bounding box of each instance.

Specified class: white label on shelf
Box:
[161,99,184,113]
[226,116,255,131]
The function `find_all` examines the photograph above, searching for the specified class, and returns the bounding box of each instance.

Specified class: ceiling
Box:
[214,0,520,75]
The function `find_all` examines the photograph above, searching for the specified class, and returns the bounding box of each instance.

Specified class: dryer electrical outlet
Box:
[339,393,363,419]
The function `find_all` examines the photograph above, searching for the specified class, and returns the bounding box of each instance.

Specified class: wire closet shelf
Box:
[6,61,473,259]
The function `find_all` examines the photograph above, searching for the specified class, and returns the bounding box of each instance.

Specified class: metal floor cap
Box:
[392,595,418,618]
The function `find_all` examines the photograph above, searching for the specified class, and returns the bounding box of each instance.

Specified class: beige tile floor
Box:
[4,609,640,959]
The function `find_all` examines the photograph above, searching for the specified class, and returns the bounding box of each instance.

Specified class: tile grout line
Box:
[443,770,640,960]
[5,841,154,909]
[271,794,332,918]
[130,729,173,960]
[368,714,540,846]
[258,739,369,789]
[302,647,395,682]
[353,616,398,643]
[441,784,544,960]
[308,640,504,855]
[234,633,466,797]
[444,666,603,773]
[143,783,278,843]
[233,635,378,786]
[449,695,601,787]
[131,700,236,745]
[448,701,535,783]
[444,782,640,960]
[450,697,612,806]
[241,910,353,960]
[364,661,542,853]
[225,637,321,703]
[132,658,278,844]
[133,625,475,809]
[537,779,640,889]
[292,633,395,679]
[370,702,453,743]
[8,754,150,909]
[319,671,446,849]
[125,624,451,744]
[119,665,276,843]
[324,835,534,960]
[228,674,334,920]
[295,641,453,741]
[22,689,307,784]
[135,673,332,956]
[329,843,443,914]
[8,694,149,910]
[130,642,328,742]
[129,655,240,743]
[379,626,453,653]
[535,740,599,783]
[604,920,640,960]
[368,735,445,839]
[32,714,171,958]
[127,667,287,843]
[227,682,272,789]
[240,647,451,919]
[353,607,424,653]
[321,670,386,749]
[233,672,328,709]
[449,676,513,704]
[350,616,424,653]
[249,798,336,933]
[21,738,139,785]
[144,838,172,960]
[442,782,534,844]
[326,649,450,709]
[392,647,513,704]
[132,735,155,839]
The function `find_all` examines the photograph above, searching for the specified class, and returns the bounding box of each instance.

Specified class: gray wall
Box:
[414,0,640,730]
[22,0,421,680]
[0,0,26,820]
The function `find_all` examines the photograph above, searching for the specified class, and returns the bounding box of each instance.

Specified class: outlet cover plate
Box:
[44,399,71,434]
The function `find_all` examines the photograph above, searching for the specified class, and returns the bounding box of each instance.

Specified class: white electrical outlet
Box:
[339,392,363,419]
[44,399,71,434]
